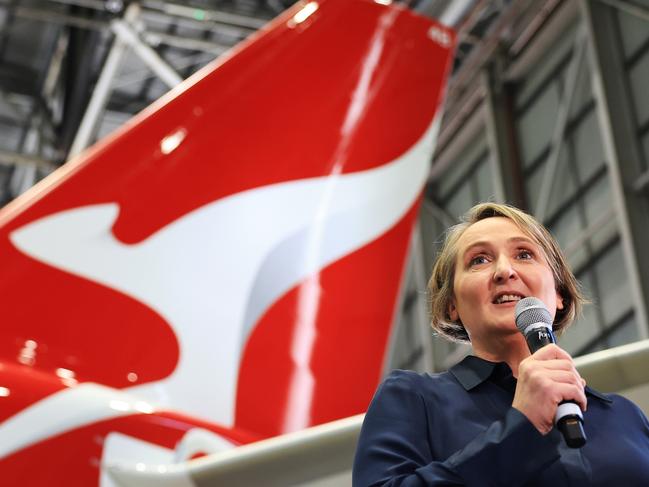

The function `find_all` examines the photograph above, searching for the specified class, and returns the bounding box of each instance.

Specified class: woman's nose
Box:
[493,255,516,283]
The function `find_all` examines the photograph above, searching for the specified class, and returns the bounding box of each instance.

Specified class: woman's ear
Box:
[556,290,564,310]
[448,298,459,321]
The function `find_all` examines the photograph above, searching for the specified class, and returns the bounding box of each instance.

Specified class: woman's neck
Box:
[471,333,530,377]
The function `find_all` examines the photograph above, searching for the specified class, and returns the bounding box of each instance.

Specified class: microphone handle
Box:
[524,325,587,448]
[524,326,555,353]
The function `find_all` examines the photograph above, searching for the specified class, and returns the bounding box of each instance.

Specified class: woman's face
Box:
[449,217,563,342]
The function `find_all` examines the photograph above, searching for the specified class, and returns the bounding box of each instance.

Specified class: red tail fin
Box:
[0,0,454,482]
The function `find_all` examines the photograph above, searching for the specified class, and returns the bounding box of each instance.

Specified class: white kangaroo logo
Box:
[9,117,440,429]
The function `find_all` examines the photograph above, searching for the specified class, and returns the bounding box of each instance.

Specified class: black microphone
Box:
[514,297,586,448]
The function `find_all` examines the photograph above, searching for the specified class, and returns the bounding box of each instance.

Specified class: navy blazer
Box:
[353,355,649,486]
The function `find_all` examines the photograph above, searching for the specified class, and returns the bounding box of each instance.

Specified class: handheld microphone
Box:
[514,297,586,448]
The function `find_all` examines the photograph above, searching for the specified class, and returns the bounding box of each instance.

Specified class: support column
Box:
[580,0,649,339]
[68,4,139,158]
[69,2,182,158]
[482,54,526,208]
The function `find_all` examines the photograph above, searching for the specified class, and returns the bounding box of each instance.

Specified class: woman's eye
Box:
[469,255,489,266]
[518,249,533,260]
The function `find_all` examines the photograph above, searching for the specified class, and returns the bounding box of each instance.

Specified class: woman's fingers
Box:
[513,344,587,434]
[532,343,572,361]
[521,345,585,390]
[522,370,587,408]
[554,382,588,412]
[544,369,585,387]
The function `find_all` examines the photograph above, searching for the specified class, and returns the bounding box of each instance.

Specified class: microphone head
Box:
[515,297,552,334]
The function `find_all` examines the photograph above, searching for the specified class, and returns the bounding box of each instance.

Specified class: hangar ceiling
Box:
[4,0,649,374]
[0,0,297,203]
[0,0,515,205]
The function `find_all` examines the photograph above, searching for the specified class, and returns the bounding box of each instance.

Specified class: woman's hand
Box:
[512,344,587,435]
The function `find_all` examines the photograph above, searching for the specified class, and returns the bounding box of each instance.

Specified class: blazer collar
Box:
[449,354,613,403]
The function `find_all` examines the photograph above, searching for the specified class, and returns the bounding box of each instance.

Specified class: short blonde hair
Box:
[428,202,587,342]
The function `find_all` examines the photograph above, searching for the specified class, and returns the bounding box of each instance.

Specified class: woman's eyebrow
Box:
[464,241,486,250]
[461,241,490,256]
[508,236,537,246]
[461,236,536,254]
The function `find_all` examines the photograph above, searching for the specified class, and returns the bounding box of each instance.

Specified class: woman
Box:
[353,202,649,486]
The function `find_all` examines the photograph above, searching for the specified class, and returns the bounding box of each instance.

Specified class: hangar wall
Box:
[1,0,648,385]
[390,0,649,385]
